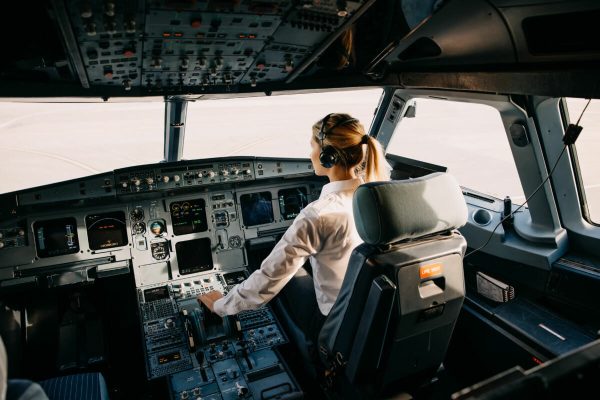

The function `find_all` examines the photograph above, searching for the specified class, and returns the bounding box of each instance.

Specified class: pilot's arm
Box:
[199,207,321,316]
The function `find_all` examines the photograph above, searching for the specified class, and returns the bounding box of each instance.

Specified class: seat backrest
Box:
[318,172,468,394]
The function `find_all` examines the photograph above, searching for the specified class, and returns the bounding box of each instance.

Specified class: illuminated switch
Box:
[104,70,114,79]
[123,49,135,58]
[191,18,202,28]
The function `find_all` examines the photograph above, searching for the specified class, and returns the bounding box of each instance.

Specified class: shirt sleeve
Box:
[213,207,321,316]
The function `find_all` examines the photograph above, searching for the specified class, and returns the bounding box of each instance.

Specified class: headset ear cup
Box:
[319,146,338,168]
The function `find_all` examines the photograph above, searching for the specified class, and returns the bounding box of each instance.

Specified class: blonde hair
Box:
[312,113,389,182]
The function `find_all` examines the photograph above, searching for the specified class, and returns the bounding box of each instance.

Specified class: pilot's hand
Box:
[197,291,223,313]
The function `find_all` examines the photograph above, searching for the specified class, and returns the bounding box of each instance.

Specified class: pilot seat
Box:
[275,172,468,399]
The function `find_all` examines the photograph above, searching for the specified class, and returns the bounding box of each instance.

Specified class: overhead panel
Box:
[63,0,369,92]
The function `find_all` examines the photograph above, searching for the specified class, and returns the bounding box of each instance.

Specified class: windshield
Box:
[0,101,164,194]
[0,89,382,194]
[387,98,526,203]
[183,89,383,159]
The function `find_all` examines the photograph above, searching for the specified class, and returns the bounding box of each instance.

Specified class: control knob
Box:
[132,178,141,187]
[231,168,239,175]
[105,20,117,35]
[104,2,115,17]
[86,22,97,36]
[18,230,24,237]
[162,176,170,183]
[205,171,215,178]
[221,170,229,176]
[80,3,93,18]
[146,177,154,185]
[121,182,128,188]
[243,169,252,175]
[0,242,4,249]
[125,19,136,33]
[173,175,181,182]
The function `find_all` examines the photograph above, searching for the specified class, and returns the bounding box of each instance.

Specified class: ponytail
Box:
[363,136,390,183]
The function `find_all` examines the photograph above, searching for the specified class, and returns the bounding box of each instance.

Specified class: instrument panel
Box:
[0,159,323,285]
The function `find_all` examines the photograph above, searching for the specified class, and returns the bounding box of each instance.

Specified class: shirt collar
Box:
[319,178,363,199]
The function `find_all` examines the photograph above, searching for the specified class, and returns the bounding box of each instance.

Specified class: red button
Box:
[123,49,135,57]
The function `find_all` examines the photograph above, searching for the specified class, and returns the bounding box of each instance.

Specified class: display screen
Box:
[175,238,213,275]
[278,187,309,220]
[144,286,169,302]
[240,192,274,227]
[170,199,208,235]
[34,217,79,258]
[85,211,128,250]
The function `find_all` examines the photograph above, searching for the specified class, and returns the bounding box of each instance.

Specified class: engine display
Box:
[170,199,208,235]
[85,211,128,250]
[34,217,79,258]
[278,187,308,220]
[175,238,213,275]
[240,192,274,227]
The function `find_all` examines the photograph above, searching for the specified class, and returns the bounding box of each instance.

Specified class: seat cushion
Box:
[38,373,109,400]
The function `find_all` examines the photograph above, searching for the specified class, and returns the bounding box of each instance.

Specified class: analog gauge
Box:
[151,242,169,260]
[130,208,144,222]
[228,235,243,248]
[171,203,180,213]
[149,220,166,236]
[132,222,146,235]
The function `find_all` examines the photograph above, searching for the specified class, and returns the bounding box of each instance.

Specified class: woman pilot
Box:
[198,113,389,341]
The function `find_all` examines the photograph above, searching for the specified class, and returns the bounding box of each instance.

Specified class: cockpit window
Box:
[0,101,164,194]
[183,89,383,159]
[565,98,600,224]
[387,98,526,203]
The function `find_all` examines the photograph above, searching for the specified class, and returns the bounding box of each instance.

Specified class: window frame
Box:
[559,98,599,227]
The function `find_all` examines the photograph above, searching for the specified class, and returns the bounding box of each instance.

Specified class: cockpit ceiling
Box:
[1,0,600,98]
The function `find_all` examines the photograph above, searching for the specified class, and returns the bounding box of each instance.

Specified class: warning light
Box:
[174,32,183,37]
[162,32,172,38]
[248,34,257,39]
[531,356,543,365]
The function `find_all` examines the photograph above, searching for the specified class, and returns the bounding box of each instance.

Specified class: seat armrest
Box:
[346,274,397,383]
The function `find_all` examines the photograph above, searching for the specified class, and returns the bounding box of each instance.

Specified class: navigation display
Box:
[278,187,309,220]
[175,238,213,275]
[170,199,208,235]
[85,211,128,250]
[240,192,274,227]
[34,217,79,258]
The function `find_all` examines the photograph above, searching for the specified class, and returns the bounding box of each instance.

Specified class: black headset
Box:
[317,113,358,168]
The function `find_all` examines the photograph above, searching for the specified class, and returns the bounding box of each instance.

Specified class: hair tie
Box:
[361,135,369,145]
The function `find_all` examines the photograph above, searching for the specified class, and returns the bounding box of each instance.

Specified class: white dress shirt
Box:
[213,178,363,317]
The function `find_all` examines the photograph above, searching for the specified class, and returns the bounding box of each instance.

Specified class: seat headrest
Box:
[353,172,468,245]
